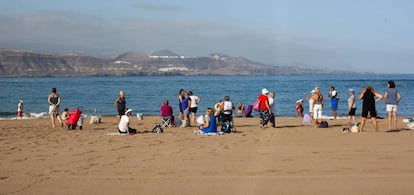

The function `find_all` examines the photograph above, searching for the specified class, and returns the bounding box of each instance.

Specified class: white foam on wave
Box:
[0,112,49,120]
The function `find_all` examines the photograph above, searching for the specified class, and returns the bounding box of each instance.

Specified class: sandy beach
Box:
[1,116,414,195]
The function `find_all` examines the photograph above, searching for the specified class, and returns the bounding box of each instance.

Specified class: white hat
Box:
[125,109,132,114]
[19,100,23,103]
[349,88,355,93]
[311,90,316,93]
[296,99,303,103]
[262,88,269,94]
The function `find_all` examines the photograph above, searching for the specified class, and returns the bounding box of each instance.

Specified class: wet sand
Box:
[1,116,414,195]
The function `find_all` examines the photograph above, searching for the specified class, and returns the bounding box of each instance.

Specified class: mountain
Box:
[0,48,334,77]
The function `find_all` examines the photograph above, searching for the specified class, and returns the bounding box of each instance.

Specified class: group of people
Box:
[43,80,402,134]
[303,81,401,132]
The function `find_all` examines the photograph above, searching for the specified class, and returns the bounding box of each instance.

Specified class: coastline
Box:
[1,116,414,194]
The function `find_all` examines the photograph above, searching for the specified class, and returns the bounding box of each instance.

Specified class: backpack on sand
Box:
[152,124,164,133]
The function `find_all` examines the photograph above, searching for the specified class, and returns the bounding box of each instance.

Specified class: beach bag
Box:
[303,114,312,125]
[136,113,143,120]
[253,99,260,111]
[152,124,163,133]
[221,121,231,134]
[318,121,329,128]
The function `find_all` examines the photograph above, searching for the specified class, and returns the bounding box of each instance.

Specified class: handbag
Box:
[253,99,260,111]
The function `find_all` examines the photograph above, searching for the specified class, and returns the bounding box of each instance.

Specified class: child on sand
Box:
[17,100,23,119]
[296,99,304,118]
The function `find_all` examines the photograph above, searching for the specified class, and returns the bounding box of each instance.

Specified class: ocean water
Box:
[0,74,413,119]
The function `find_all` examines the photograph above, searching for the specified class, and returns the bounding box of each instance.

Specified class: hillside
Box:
[0,49,329,77]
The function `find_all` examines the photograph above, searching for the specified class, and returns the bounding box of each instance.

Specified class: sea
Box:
[1,74,413,120]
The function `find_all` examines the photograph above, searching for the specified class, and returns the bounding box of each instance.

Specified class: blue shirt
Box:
[202,115,217,133]
[181,97,190,111]
[385,88,399,105]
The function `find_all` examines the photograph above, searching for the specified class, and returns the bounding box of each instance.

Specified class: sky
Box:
[1,0,413,73]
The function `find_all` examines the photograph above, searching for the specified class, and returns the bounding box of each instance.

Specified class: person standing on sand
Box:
[328,86,339,120]
[189,91,201,126]
[178,89,185,120]
[114,90,126,122]
[347,88,357,128]
[180,92,191,127]
[17,100,24,119]
[48,87,63,128]
[359,86,383,132]
[384,81,401,131]
[304,89,316,120]
[257,88,272,128]
[312,88,324,128]
[268,91,276,128]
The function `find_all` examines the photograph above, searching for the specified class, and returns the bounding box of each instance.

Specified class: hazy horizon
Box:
[1,0,413,74]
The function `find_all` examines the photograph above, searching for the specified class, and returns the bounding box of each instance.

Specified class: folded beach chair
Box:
[244,105,253,117]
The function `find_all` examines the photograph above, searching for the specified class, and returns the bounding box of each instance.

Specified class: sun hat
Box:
[349,88,355,93]
[296,99,303,103]
[19,100,23,103]
[125,109,132,114]
[311,89,316,93]
[262,88,269,94]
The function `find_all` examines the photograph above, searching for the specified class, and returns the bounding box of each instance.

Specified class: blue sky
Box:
[1,0,413,73]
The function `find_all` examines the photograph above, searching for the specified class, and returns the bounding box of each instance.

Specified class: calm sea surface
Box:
[1,74,413,119]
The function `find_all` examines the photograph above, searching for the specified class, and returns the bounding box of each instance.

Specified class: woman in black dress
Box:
[359,86,383,132]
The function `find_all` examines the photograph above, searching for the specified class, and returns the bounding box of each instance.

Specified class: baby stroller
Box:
[221,110,234,133]
[66,108,82,130]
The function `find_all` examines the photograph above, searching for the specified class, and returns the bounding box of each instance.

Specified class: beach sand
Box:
[1,116,414,195]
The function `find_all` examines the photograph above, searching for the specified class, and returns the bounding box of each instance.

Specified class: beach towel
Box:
[194,132,224,136]
[197,115,205,125]
[106,132,128,136]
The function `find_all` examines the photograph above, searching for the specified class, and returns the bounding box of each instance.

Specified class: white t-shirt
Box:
[268,97,274,112]
[190,95,199,108]
[330,90,337,98]
[223,101,233,115]
[118,115,130,133]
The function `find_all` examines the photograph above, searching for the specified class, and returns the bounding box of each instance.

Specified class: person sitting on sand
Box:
[194,108,217,134]
[118,109,137,134]
[236,102,245,117]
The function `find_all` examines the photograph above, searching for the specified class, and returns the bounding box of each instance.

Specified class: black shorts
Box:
[118,110,125,116]
[362,109,377,118]
[189,107,198,113]
[348,108,356,116]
